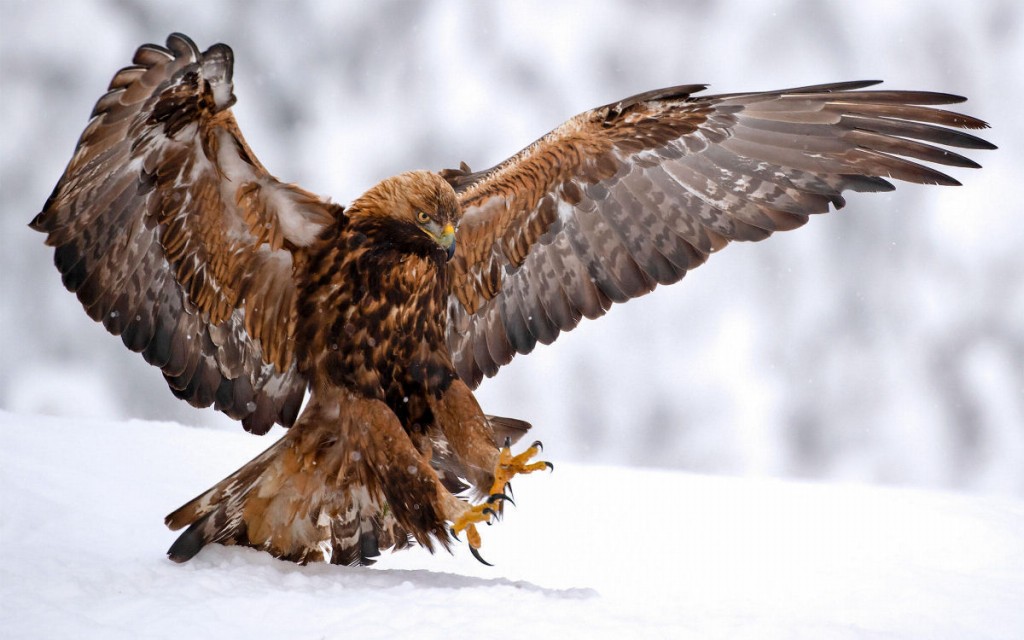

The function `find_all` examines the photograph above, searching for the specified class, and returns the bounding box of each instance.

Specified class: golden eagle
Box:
[31,34,994,566]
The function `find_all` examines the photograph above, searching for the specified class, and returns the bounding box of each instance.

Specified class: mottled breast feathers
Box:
[296,172,461,429]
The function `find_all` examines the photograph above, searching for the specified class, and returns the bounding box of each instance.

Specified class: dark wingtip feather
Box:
[242,410,274,435]
[28,211,47,233]
[796,80,883,93]
[974,135,998,150]
[165,32,200,57]
[840,175,897,193]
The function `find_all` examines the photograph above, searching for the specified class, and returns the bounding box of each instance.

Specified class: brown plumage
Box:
[31,33,994,566]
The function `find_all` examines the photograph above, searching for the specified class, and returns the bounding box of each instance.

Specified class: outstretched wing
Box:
[443,81,995,387]
[31,33,339,434]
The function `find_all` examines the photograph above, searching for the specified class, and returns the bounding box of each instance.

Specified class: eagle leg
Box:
[429,380,551,563]
[448,439,552,565]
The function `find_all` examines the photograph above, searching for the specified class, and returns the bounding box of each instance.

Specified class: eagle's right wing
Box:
[31,33,338,434]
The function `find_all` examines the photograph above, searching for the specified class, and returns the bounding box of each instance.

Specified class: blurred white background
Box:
[2,0,1021,496]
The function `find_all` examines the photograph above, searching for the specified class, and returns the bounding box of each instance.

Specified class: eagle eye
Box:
[416,211,431,224]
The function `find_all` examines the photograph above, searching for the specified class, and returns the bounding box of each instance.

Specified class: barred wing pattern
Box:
[444,82,995,387]
[31,33,338,434]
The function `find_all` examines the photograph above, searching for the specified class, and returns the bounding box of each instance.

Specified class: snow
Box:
[2,410,1021,639]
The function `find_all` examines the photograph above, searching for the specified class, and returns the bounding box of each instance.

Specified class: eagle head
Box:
[349,170,461,261]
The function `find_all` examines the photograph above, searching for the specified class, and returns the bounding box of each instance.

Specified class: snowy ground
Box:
[1,411,1021,639]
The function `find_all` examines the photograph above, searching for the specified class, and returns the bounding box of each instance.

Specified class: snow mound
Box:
[1,410,1021,639]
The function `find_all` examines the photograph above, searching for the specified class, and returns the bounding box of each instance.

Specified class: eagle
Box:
[31,33,994,566]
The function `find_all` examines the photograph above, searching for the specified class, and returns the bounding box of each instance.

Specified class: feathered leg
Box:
[428,379,551,563]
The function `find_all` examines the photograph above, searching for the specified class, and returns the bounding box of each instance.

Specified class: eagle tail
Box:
[163,438,282,563]
[164,395,531,566]
[165,404,413,566]
[165,510,221,563]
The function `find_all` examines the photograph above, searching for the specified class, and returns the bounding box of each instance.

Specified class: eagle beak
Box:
[438,223,456,261]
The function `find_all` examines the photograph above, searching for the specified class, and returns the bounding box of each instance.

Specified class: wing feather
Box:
[445,81,995,387]
[31,33,336,433]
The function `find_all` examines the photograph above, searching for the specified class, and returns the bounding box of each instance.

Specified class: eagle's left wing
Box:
[443,81,995,387]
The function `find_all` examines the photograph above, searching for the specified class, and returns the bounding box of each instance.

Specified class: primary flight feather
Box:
[31,33,994,566]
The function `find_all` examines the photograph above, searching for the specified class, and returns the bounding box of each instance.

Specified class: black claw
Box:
[487,492,515,507]
[482,507,497,520]
[469,545,493,567]
[450,527,460,541]
[544,461,555,472]
[504,482,515,500]
[531,440,544,452]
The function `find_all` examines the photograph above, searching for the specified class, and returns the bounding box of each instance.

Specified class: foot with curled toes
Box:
[450,439,553,565]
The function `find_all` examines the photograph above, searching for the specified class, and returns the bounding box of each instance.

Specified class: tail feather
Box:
[167,511,217,562]
[486,415,532,446]
[164,414,411,565]
[164,388,489,565]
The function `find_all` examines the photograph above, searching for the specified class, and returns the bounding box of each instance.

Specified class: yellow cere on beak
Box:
[438,223,456,261]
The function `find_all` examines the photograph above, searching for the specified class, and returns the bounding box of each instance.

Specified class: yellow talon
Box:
[450,498,502,565]
[451,500,494,537]
[451,440,553,566]
[490,439,552,496]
